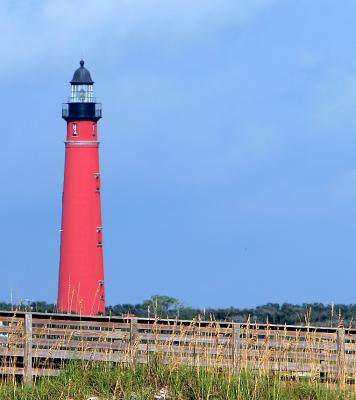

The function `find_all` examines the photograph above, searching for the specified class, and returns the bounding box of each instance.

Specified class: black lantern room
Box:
[62,60,102,122]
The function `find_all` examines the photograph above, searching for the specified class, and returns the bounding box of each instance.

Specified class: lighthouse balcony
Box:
[62,102,102,121]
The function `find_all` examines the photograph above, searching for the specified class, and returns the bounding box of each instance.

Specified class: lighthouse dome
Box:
[70,60,94,84]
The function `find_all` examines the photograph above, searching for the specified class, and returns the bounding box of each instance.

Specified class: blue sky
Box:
[1,0,356,307]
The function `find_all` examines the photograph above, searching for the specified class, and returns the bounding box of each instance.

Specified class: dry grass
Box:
[0,360,355,400]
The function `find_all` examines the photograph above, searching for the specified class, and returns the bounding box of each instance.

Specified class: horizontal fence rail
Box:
[0,311,353,384]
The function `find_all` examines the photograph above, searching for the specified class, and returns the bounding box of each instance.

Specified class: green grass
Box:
[0,360,354,400]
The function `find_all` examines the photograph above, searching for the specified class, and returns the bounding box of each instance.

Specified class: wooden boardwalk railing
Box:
[0,310,353,384]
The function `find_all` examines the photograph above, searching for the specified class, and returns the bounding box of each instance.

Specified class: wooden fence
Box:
[0,310,354,384]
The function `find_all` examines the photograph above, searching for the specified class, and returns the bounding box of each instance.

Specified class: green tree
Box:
[143,295,181,317]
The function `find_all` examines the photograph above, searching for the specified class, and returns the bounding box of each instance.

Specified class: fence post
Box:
[130,318,138,345]
[130,318,138,362]
[232,323,241,370]
[23,312,33,385]
[336,326,346,385]
[192,325,197,368]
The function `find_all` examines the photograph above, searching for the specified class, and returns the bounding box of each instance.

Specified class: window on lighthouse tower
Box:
[71,84,94,103]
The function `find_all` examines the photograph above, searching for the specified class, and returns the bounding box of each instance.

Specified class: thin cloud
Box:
[0,0,275,80]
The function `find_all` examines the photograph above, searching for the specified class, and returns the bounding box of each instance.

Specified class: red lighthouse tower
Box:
[57,60,105,315]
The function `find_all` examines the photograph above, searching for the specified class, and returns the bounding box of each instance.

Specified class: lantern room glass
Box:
[71,84,94,103]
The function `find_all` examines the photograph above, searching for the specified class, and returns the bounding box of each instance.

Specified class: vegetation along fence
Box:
[0,310,354,384]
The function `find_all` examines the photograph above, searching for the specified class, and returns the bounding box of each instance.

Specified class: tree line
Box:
[1,295,354,326]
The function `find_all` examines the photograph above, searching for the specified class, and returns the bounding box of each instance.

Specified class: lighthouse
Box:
[57,60,106,315]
